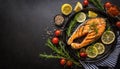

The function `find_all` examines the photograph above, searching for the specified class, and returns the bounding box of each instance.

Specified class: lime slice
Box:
[75,12,86,23]
[88,11,98,18]
[86,46,98,58]
[74,2,83,12]
[101,31,115,44]
[61,4,72,15]
[94,43,105,55]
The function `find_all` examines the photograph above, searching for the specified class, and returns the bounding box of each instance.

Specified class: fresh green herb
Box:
[40,54,63,59]
[105,24,111,35]
[89,0,104,11]
[89,22,98,34]
[77,51,80,58]
[40,39,81,67]
[66,12,87,36]
[105,27,111,35]
[106,25,111,31]
[94,28,98,34]
[66,20,77,36]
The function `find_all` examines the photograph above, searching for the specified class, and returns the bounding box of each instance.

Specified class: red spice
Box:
[107,5,120,16]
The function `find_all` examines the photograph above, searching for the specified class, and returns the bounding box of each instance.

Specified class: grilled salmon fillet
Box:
[67,18,106,49]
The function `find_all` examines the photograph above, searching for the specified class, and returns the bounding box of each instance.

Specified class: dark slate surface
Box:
[0,0,120,69]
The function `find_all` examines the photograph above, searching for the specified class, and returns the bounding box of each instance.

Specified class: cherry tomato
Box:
[80,52,87,58]
[104,2,112,9]
[54,30,61,36]
[52,37,59,44]
[83,0,89,6]
[60,58,66,65]
[116,21,120,28]
[66,60,73,67]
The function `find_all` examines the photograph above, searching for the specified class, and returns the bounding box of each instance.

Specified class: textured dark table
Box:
[0,0,120,69]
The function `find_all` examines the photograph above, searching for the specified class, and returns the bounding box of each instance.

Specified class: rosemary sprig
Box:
[40,39,81,67]
[66,20,77,37]
[40,54,63,59]
[46,39,66,57]
[89,0,104,11]
[59,41,70,58]
[106,25,111,31]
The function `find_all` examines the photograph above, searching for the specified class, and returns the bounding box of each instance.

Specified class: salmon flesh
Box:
[67,18,106,49]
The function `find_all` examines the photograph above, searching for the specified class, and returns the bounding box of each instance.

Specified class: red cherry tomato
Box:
[116,21,120,28]
[80,52,87,58]
[66,60,73,67]
[54,30,61,36]
[104,2,112,9]
[83,0,89,6]
[52,37,59,44]
[60,58,66,65]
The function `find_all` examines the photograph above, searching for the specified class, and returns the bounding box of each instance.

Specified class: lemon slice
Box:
[94,43,105,55]
[61,4,72,15]
[86,46,98,58]
[74,2,83,12]
[88,11,98,18]
[101,31,115,44]
[75,12,86,23]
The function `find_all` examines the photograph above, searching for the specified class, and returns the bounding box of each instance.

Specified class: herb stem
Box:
[66,20,77,36]
[40,54,63,59]
[89,0,104,11]
[40,39,81,67]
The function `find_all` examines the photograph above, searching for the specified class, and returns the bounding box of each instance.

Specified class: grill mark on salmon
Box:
[67,18,106,49]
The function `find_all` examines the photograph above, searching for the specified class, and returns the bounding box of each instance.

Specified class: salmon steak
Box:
[67,18,106,49]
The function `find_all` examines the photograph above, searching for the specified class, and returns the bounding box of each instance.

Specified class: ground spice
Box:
[54,14,64,26]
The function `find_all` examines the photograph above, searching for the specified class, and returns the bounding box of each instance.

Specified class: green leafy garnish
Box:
[66,20,77,36]
[89,22,98,34]
[106,25,111,31]
[40,39,81,67]
[89,0,104,11]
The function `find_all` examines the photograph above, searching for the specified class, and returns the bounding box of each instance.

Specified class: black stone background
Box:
[0,0,120,69]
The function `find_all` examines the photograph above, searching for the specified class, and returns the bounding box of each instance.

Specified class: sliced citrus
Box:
[101,31,115,44]
[74,2,83,12]
[86,46,98,58]
[94,43,105,55]
[61,4,72,15]
[88,11,98,18]
[75,12,86,23]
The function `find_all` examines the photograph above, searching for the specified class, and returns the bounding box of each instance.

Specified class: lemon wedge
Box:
[61,4,72,15]
[88,11,98,18]
[74,2,83,12]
